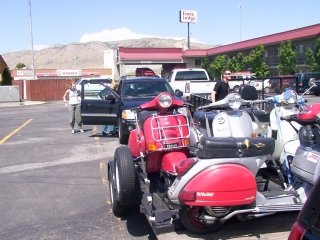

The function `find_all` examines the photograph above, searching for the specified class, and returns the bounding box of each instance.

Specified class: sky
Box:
[1,0,319,54]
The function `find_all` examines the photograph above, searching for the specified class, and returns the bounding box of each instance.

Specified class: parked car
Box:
[293,72,320,93]
[247,78,271,94]
[288,176,320,240]
[312,79,320,96]
[135,67,156,77]
[269,75,297,93]
[80,77,183,144]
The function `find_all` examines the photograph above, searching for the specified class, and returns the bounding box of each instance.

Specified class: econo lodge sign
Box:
[179,9,198,23]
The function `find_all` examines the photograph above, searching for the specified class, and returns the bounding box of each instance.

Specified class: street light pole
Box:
[239,4,243,42]
[28,0,35,79]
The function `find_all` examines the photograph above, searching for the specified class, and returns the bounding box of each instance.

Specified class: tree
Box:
[209,55,228,79]
[15,62,27,69]
[228,52,246,72]
[201,55,214,79]
[1,67,12,85]
[278,40,296,74]
[306,37,320,71]
[245,45,269,77]
[306,48,317,71]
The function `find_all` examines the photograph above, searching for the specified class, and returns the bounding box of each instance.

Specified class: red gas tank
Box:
[128,129,146,158]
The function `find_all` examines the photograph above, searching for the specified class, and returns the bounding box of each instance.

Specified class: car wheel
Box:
[118,119,129,144]
[114,146,137,205]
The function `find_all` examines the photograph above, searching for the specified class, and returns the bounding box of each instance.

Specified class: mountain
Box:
[2,38,214,70]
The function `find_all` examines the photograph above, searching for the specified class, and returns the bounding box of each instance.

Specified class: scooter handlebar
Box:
[280,114,298,122]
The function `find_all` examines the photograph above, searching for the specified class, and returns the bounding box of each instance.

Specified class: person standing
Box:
[63,82,85,134]
[211,70,231,102]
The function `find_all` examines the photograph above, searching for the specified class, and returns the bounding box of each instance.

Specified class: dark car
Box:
[80,77,183,144]
[288,176,320,240]
[312,80,320,96]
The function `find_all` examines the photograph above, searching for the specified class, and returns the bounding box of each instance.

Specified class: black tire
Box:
[108,167,127,217]
[114,146,136,205]
[179,206,223,234]
[118,119,129,144]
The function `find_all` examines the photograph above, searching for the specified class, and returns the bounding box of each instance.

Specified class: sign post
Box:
[179,9,198,49]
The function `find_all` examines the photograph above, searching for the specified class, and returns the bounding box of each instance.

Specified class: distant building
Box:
[115,24,320,77]
[11,68,112,81]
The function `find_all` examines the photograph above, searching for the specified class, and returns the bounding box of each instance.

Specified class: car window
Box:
[122,80,174,97]
[83,82,115,100]
[175,71,208,81]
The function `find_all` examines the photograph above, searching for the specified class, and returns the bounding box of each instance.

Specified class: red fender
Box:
[128,129,146,158]
[161,151,188,175]
[179,164,256,206]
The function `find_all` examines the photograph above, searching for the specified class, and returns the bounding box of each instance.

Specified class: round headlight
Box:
[229,94,242,110]
[158,93,173,108]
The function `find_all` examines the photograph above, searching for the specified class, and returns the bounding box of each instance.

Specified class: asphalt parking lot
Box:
[2,99,319,240]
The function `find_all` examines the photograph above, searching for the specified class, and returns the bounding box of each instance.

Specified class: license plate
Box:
[165,142,179,148]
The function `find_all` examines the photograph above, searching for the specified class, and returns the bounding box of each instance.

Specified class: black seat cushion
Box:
[197,136,275,159]
[239,85,258,100]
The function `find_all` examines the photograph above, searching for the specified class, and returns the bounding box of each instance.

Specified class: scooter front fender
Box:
[179,164,256,206]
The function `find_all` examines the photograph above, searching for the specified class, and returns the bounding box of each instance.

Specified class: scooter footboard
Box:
[178,164,256,206]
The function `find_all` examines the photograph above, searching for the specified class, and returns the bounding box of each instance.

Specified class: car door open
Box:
[80,79,119,125]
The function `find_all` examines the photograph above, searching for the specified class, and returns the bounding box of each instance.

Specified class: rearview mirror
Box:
[105,94,116,101]
[309,78,316,87]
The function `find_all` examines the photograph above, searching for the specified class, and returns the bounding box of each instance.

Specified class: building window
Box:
[195,58,202,66]
[299,44,304,54]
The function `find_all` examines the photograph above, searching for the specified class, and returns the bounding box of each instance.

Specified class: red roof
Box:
[118,24,320,61]
[119,47,183,61]
[206,24,320,55]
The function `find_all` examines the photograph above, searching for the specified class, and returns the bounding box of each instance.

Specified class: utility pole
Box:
[29,0,35,79]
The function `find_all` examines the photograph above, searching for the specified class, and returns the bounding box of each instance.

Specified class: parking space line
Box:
[0,118,33,145]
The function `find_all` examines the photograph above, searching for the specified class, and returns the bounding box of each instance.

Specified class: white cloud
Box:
[79,27,205,44]
[33,44,50,51]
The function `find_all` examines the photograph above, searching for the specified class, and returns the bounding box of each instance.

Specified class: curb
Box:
[0,101,47,107]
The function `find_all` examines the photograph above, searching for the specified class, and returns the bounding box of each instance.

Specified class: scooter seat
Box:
[197,136,275,159]
[252,109,270,123]
[241,107,270,123]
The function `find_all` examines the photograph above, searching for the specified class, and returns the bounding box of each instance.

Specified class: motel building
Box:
[9,23,320,81]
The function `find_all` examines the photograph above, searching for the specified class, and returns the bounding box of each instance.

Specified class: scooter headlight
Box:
[122,109,135,120]
[228,94,242,110]
[177,107,189,117]
[158,93,173,108]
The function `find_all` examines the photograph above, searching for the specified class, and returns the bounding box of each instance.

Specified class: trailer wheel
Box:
[109,167,127,217]
[114,146,137,205]
[180,206,223,234]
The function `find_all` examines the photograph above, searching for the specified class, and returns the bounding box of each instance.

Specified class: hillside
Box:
[2,38,214,70]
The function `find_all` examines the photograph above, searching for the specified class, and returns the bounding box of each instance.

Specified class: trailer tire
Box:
[114,146,137,205]
[109,167,127,217]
